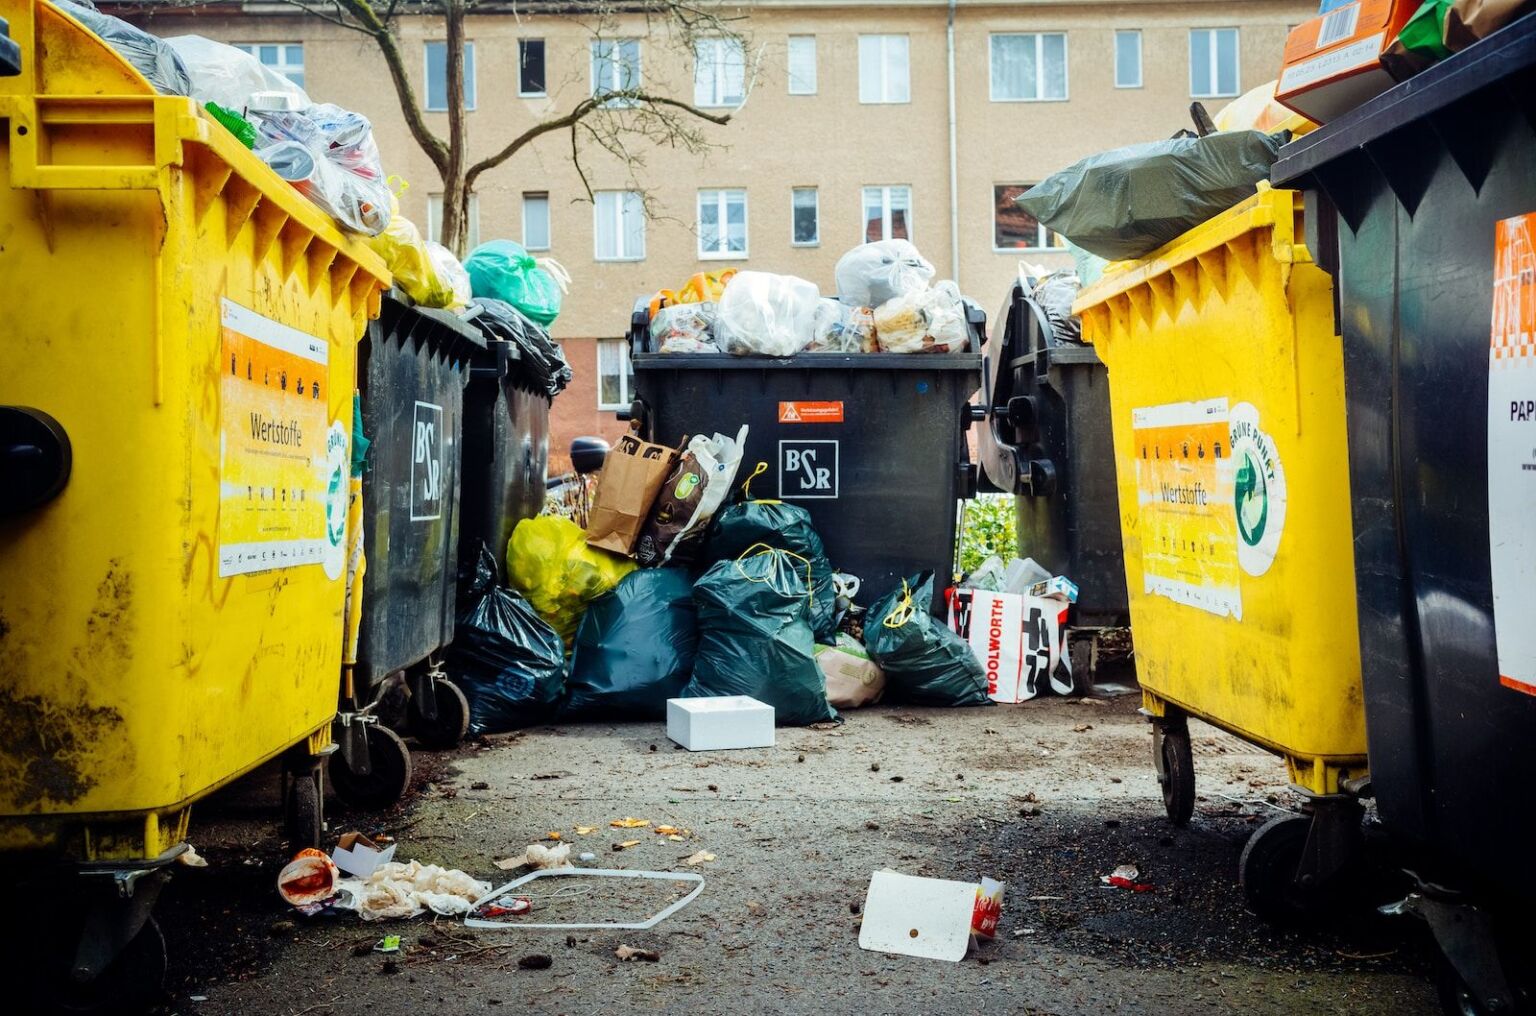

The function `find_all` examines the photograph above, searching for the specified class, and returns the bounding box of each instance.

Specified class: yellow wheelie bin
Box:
[1074,184,1367,923]
[0,1,388,1005]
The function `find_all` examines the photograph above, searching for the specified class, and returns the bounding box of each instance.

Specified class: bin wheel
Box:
[329,724,412,811]
[411,677,470,750]
[285,765,324,852]
[1157,725,1195,826]
[1239,813,1324,923]
[41,915,166,1014]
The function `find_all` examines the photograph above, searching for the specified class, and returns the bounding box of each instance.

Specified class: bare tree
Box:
[250,0,746,255]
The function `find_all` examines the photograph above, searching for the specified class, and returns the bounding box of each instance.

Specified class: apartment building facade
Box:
[126,0,1311,468]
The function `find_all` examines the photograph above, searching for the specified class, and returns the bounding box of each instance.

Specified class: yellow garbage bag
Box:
[365,182,470,311]
[507,516,636,646]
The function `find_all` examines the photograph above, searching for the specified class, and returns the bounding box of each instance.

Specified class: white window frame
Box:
[232,43,305,88]
[425,194,480,251]
[696,189,749,260]
[992,183,1058,253]
[593,190,646,262]
[787,35,817,95]
[791,187,819,247]
[988,32,1069,102]
[518,38,547,98]
[424,40,476,112]
[1189,27,1240,99]
[590,38,642,106]
[858,34,910,104]
[522,192,551,252]
[1114,30,1143,89]
[694,36,746,109]
[596,338,634,412]
[861,185,912,243]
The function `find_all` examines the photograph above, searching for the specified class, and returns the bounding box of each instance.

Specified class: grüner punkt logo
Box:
[322,422,349,580]
[1228,402,1286,577]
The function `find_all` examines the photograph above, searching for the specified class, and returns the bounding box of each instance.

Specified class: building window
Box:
[426,194,481,250]
[792,188,819,246]
[862,185,911,242]
[523,193,551,251]
[787,35,817,94]
[425,41,476,111]
[990,33,1067,101]
[519,39,546,96]
[232,43,305,89]
[1115,30,1142,88]
[858,35,909,104]
[993,184,1059,251]
[698,189,748,258]
[1189,28,1239,98]
[591,38,641,104]
[594,190,645,261]
[596,338,634,411]
[694,37,745,108]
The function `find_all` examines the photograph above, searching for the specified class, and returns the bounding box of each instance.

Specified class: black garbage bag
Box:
[866,572,990,708]
[679,547,836,726]
[465,297,573,397]
[1030,270,1083,345]
[558,568,699,721]
[705,499,838,644]
[58,0,191,96]
[1017,130,1285,262]
[446,546,567,734]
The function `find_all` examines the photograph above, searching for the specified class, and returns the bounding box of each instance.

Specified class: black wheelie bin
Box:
[1272,14,1536,1012]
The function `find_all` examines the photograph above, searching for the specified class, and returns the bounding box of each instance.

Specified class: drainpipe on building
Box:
[946,0,961,289]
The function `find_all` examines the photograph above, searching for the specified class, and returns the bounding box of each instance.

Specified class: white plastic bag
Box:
[835,240,935,307]
[809,298,877,353]
[714,271,819,357]
[250,103,391,235]
[873,281,969,354]
[165,36,310,112]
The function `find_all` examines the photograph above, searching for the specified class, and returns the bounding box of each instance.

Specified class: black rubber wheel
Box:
[1158,724,1196,826]
[44,915,166,1014]
[329,724,412,811]
[410,677,470,750]
[285,766,324,852]
[1239,813,1325,924]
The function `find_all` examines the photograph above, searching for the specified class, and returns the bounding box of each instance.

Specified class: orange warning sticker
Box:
[778,401,844,424]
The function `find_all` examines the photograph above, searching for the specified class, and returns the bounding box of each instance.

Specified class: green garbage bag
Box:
[705,497,837,644]
[464,240,565,327]
[558,569,699,721]
[866,572,990,708]
[679,547,836,726]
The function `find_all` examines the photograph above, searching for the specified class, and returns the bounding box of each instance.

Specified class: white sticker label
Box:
[1229,402,1287,578]
[1279,32,1386,93]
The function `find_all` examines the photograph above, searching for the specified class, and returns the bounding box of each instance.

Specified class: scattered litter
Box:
[654,826,688,836]
[858,870,1005,963]
[1091,682,1136,697]
[611,817,651,829]
[579,852,597,862]
[517,953,553,970]
[666,835,687,843]
[332,832,397,878]
[1027,895,1064,902]
[666,694,777,751]
[496,843,573,871]
[372,935,402,954]
[1012,927,1035,937]
[277,849,340,908]
[1100,864,1154,892]
[190,996,209,1002]
[615,840,642,851]
[1072,724,1094,733]
[545,831,563,841]
[466,868,705,931]
[616,944,661,962]
[178,846,209,868]
[574,826,598,835]
[681,850,716,865]
[342,861,491,920]
[531,772,569,780]
[864,821,881,831]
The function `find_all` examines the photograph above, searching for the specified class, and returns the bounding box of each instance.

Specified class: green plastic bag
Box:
[465,240,565,327]
[205,101,256,148]
[679,547,836,726]
[705,495,837,644]
[866,572,990,708]
[1399,0,1454,61]
[559,568,698,721]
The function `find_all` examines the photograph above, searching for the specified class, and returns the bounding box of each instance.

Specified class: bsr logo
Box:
[415,418,441,502]
[785,447,833,490]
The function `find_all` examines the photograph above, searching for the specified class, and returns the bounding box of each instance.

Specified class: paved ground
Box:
[151,692,1439,1016]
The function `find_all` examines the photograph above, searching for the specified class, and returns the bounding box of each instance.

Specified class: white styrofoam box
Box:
[666,696,775,751]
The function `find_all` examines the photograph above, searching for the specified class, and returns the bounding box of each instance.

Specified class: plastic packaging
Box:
[558,568,699,721]
[635,426,749,567]
[1214,80,1311,133]
[250,103,391,235]
[464,298,574,397]
[426,242,472,313]
[57,0,191,96]
[506,516,635,646]
[650,269,738,317]
[651,303,718,353]
[464,240,569,327]
[713,272,819,357]
[445,548,567,734]
[835,240,935,307]
[366,186,464,310]
[866,572,990,707]
[1016,130,1285,261]
[165,35,310,112]
[705,497,838,643]
[873,281,970,354]
[204,101,256,148]
[1030,270,1083,345]
[815,633,886,709]
[808,299,877,353]
[679,547,837,727]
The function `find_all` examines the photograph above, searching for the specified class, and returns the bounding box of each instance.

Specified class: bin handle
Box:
[1,95,184,191]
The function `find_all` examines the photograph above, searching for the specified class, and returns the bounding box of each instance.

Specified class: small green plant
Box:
[957,495,1017,576]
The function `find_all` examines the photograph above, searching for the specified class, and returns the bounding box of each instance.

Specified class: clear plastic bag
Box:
[165,35,310,112]
[250,103,391,235]
[57,0,191,96]
[714,271,819,357]
[426,242,472,314]
[835,240,935,307]
[650,302,717,353]
[873,281,970,354]
[1030,270,1083,345]
[808,299,877,353]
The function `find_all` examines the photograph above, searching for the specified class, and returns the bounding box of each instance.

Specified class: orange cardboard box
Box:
[1275,0,1418,122]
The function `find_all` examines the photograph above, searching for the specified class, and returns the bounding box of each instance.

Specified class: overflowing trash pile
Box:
[644,239,974,357]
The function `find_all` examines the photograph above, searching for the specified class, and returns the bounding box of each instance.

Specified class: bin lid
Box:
[630,351,982,373]
[1272,13,1536,190]
[374,290,486,368]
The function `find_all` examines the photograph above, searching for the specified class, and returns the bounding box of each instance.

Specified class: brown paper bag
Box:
[1445,0,1533,51]
[585,433,680,556]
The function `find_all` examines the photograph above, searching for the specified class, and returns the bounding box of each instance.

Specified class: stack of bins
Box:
[1074,186,1369,921]
[0,0,388,1004]
[1272,15,1536,1009]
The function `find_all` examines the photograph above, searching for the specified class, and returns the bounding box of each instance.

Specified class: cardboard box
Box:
[666,695,775,751]
[1276,0,1417,122]
[858,871,1006,962]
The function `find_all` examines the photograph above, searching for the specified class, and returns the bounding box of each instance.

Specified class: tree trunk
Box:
[440,0,469,255]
